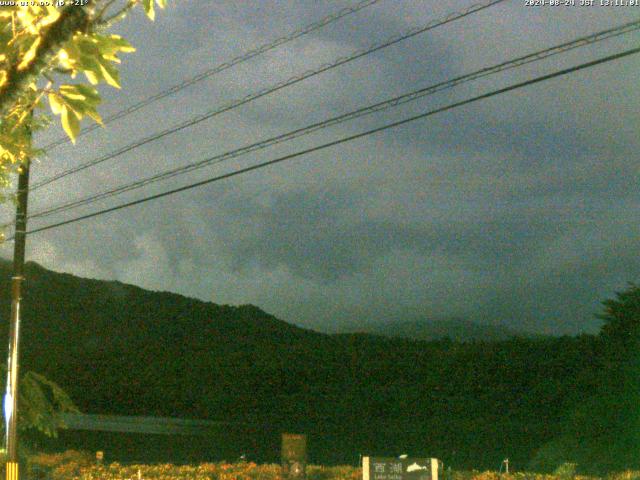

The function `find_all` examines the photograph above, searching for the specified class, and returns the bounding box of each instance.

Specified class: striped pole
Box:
[6,461,18,480]
[4,122,31,480]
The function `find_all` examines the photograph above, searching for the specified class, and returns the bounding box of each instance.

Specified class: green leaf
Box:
[73,84,101,103]
[98,58,121,88]
[59,86,86,101]
[59,96,87,116]
[60,84,101,107]
[83,70,100,85]
[61,106,80,143]
[96,34,136,55]
[59,92,103,127]
[48,93,63,115]
[143,0,155,20]
[17,36,41,70]
[85,108,103,126]
[77,54,103,84]
[54,84,104,130]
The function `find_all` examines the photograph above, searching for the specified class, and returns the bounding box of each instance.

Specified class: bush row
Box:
[26,452,640,480]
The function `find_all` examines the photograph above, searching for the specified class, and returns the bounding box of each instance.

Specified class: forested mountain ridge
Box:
[0,260,635,472]
[343,318,534,342]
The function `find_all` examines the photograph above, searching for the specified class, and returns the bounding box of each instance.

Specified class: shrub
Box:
[554,463,578,480]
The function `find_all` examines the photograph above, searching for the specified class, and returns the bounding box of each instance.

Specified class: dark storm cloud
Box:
[475,231,640,333]
[206,185,573,281]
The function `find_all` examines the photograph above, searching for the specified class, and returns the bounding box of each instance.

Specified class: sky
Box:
[2,0,639,335]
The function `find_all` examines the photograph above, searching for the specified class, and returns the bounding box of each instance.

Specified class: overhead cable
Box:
[15,45,640,238]
[39,0,387,151]
[31,0,507,191]
[22,19,640,223]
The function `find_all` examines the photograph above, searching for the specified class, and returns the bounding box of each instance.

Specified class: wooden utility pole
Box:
[4,145,31,480]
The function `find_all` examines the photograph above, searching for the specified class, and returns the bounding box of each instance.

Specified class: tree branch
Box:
[96,0,137,29]
[94,0,121,23]
[0,2,93,117]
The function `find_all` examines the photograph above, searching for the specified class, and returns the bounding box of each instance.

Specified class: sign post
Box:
[281,433,306,479]
[362,457,441,480]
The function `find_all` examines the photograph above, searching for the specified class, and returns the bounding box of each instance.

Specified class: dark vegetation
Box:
[0,260,637,473]
[344,318,533,342]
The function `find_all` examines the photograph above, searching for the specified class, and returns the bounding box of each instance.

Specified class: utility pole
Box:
[4,128,31,480]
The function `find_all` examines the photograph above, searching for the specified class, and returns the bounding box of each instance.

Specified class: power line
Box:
[39,0,387,152]
[31,0,507,191]
[15,45,640,239]
[22,19,640,224]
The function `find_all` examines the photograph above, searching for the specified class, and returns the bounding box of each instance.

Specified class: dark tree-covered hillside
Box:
[0,261,632,472]
[531,284,640,473]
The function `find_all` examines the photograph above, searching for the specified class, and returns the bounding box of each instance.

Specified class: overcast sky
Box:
[2,0,638,335]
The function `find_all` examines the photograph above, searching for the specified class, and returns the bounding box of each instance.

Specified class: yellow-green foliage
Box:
[0,0,166,189]
[606,473,640,480]
[27,450,93,480]
[450,472,593,480]
[24,454,640,480]
[29,449,93,469]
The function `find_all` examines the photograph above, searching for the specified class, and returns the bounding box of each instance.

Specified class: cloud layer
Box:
[3,0,638,335]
